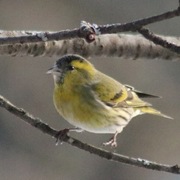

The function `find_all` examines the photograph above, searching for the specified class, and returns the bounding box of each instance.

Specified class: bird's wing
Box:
[125,84,161,98]
[91,72,151,108]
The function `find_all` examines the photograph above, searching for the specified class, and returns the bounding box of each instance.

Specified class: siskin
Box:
[47,54,172,147]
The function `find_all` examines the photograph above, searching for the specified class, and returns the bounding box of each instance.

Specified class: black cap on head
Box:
[56,54,85,68]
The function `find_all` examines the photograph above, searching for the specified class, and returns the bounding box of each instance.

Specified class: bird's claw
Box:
[55,128,69,146]
[103,138,117,148]
[103,132,118,148]
[55,127,83,145]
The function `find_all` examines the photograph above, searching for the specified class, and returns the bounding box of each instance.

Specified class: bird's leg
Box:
[103,131,119,147]
[71,127,84,133]
[55,127,83,145]
[55,128,69,145]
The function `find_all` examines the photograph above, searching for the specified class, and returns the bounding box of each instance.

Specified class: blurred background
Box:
[0,0,180,179]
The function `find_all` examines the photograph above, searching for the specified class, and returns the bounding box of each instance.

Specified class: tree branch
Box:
[99,7,180,34]
[0,6,180,45]
[137,27,180,54]
[0,34,180,60]
[0,94,180,174]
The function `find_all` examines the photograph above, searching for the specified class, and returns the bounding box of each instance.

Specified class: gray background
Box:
[0,0,180,180]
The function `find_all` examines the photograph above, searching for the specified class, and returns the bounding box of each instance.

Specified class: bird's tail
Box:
[140,106,173,119]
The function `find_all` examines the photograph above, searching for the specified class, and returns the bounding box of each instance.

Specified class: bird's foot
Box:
[55,128,69,146]
[55,127,83,145]
[103,138,117,147]
[103,132,118,148]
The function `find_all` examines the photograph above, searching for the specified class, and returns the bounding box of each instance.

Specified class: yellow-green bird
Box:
[47,54,172,147]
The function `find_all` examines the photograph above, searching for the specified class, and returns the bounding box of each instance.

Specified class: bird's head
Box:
[47,54,96,85]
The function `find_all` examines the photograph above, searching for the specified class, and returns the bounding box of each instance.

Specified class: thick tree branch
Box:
[0,34,179,60]
[0,94,180,174]
[0,7,180,45]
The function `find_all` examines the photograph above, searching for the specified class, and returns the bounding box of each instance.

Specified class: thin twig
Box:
[0,7,180,45]
[137,27,180,54]
[99,7,180,34]
[0,95,180,174]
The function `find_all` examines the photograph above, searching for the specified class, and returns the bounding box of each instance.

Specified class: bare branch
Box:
[0,34,179,60]
[99,7,180,34]
[0,94,180,174]
[0,7,180,45]
[138,27,180,54]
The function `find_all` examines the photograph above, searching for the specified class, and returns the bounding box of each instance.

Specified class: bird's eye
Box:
[68,65,75,71]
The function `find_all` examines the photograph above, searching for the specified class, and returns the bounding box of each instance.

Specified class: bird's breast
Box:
[53,84,139,134]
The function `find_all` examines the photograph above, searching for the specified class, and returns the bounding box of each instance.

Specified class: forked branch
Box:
[0,6,180,45]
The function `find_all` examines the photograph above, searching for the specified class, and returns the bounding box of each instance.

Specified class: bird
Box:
[47,54,172,147]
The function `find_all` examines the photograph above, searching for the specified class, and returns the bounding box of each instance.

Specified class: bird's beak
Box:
[46,65,61,74]
[46,67,54,74]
